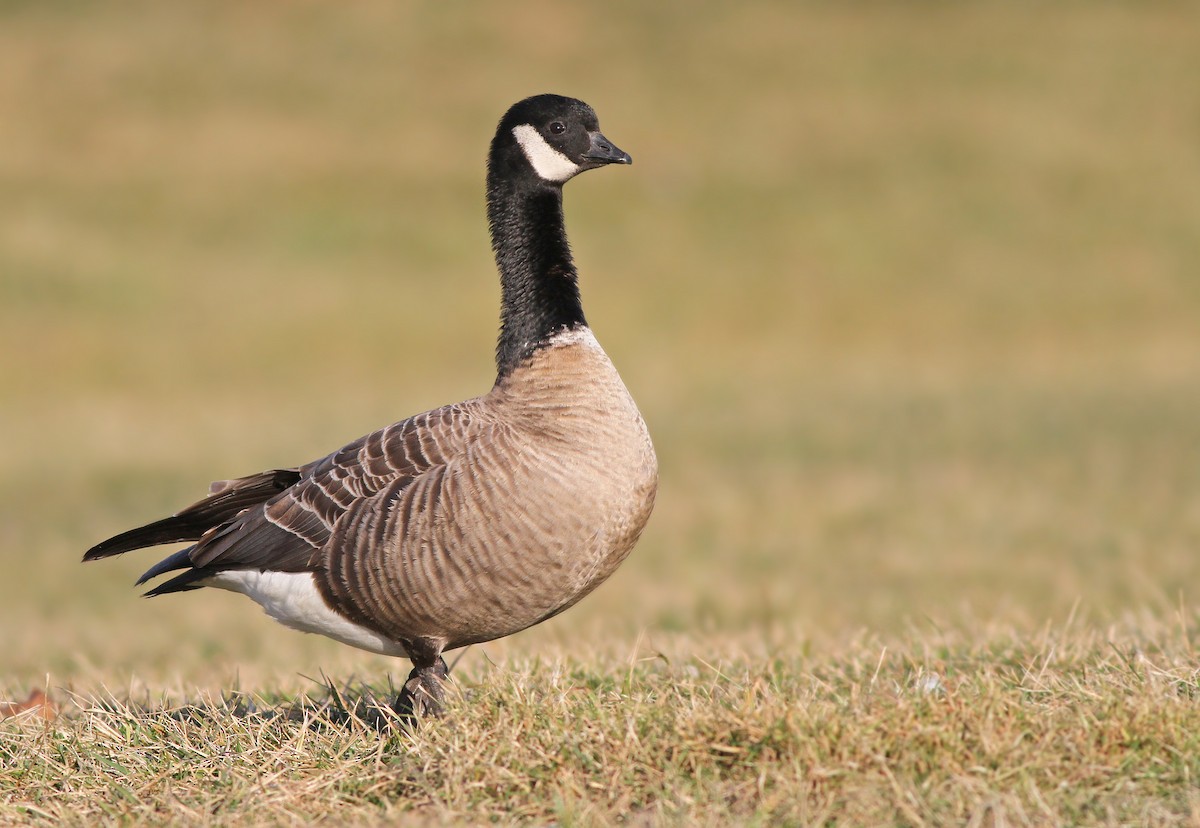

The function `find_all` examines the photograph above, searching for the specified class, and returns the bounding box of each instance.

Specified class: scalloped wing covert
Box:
[181,404,477,578]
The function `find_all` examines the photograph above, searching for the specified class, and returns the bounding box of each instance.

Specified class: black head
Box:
[490,94,631,186]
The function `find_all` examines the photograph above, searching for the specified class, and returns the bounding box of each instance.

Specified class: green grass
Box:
[4,0,1200,824]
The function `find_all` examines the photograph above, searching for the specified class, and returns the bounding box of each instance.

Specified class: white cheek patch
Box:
[513,124,581,182]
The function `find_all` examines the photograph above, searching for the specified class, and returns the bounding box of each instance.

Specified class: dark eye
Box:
[549,121,566,135]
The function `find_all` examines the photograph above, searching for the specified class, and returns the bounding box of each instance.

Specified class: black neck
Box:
[487,175,587,380]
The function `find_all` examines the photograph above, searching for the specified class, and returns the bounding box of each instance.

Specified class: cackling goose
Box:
[84,94,658,718]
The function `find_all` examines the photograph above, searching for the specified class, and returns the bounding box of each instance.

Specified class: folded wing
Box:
[83,405,474,596]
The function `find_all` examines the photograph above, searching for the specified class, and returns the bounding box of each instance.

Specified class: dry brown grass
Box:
[8,621,1200,825]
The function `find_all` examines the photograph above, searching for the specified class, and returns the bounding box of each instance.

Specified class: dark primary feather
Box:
[139,554,212,596]
[82,469,301,561]
[134,548,194,585]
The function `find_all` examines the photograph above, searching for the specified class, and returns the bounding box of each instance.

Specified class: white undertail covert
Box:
[205,570,408,656]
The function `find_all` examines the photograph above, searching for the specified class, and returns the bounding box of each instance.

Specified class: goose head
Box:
[490,94,632,186]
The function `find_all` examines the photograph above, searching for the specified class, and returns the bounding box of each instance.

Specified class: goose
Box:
[84,94,658,718]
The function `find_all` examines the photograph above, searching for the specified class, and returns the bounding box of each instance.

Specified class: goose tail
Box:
[83,468,302,561]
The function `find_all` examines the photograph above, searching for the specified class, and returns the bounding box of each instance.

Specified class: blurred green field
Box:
[3,1,1200,821]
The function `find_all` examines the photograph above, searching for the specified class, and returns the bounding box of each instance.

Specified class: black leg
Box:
[393,655,450,721]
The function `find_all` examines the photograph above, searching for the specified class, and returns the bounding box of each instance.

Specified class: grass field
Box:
[4,1,1200,823]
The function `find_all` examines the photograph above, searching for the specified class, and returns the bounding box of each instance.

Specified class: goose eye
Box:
[549,121,566,135]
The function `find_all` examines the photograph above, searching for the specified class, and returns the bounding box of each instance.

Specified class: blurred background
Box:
[2,1,1199,688]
